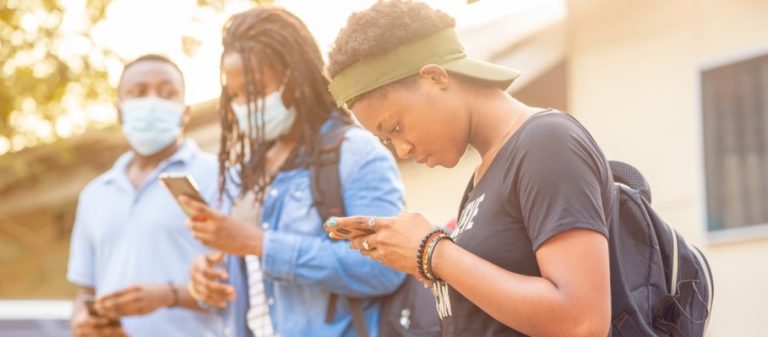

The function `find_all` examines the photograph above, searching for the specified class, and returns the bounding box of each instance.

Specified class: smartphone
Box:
[83,295,98,316]
[159,173,208,216]
[83,295,122,326]
[327,224,375,240]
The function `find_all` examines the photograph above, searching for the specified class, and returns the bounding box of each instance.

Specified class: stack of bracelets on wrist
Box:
[416,228,454,283]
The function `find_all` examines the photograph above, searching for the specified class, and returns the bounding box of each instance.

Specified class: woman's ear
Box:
[418,64,450,90]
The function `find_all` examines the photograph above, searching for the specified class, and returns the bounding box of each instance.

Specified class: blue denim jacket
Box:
[220,120,406,337]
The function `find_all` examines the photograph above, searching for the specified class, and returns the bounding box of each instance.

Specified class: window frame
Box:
[698,45,768,245]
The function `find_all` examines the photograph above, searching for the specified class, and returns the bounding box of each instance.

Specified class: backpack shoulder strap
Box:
[347,298,369,337]
[311,121,370,337]
[324,296,368,337]
[311,122,355,222]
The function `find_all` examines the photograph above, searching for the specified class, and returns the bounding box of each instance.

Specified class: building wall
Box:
[567,0,768,335]
[398,151,480,227]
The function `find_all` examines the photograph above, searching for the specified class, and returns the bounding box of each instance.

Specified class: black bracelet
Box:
[416,228,443,281]
[426,234,453,282]
[168,282,180,307]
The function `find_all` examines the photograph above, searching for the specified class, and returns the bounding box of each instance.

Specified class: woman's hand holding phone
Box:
[323,213,435,275]
[179,196,264,256]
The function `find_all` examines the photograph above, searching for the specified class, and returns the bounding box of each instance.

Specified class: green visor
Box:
[329,28,520,107]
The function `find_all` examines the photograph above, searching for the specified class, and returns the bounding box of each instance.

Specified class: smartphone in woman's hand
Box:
[160,173,207,217]
[324,217,375,240]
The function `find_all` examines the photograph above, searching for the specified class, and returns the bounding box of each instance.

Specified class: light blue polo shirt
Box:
[67,139,226,337]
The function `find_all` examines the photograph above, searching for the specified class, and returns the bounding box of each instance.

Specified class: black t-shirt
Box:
[435,110,614,337]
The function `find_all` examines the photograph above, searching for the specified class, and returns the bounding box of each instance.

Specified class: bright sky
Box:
[87,0,531,104]
[0,0,555,155]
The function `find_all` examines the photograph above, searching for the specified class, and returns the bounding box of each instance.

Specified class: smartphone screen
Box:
[159,173,208,216]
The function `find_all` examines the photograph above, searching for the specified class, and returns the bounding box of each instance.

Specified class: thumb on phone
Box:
[178,195,211,219]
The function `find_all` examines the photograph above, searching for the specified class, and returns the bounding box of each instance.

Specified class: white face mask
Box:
[120,96,185,156]
[231,90,297,142]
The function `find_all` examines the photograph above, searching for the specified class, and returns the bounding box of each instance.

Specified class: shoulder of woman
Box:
[514,111,592,149]
[521,110,582,133]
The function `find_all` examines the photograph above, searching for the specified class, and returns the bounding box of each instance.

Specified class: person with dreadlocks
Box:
[177,7,406,337]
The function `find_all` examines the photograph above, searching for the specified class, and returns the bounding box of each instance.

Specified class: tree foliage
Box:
[0,0,269,153]
[0,0,115,146]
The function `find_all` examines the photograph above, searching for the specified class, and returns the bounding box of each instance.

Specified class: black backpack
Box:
[310,122,441,337]
[608,161,714,337]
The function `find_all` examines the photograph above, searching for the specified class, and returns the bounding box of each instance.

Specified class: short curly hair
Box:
[327,0,455,79]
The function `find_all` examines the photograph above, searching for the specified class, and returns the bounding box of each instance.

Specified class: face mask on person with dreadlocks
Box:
[214,10,342,201]
[230,79,297,142]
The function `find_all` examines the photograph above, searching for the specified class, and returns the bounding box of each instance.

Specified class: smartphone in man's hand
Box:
[84,296,99,316]
[82,294,121,326]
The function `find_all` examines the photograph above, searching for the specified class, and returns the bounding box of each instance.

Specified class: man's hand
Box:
[179,196,263,256]
[189,251,236,308]
[95,284,173,318]
[71,307,127,337]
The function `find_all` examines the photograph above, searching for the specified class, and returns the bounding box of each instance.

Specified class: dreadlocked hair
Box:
[218,7,348,202]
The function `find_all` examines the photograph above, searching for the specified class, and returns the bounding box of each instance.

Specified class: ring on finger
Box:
[362,238,371,251]
[368,217,376,231]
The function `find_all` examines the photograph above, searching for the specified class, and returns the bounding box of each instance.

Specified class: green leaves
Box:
[0,0,114,152]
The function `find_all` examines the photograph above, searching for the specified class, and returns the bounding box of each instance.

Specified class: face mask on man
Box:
[120,96,185,156]
[231,89,297,142]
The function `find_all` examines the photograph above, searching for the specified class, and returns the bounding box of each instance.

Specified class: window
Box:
[701,53,768,233]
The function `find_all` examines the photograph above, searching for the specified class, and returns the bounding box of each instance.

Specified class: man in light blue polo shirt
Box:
[67,54,224,337]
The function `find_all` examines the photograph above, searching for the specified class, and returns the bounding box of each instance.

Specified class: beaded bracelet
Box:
[425,234,454,282]
[416,228,445,281]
